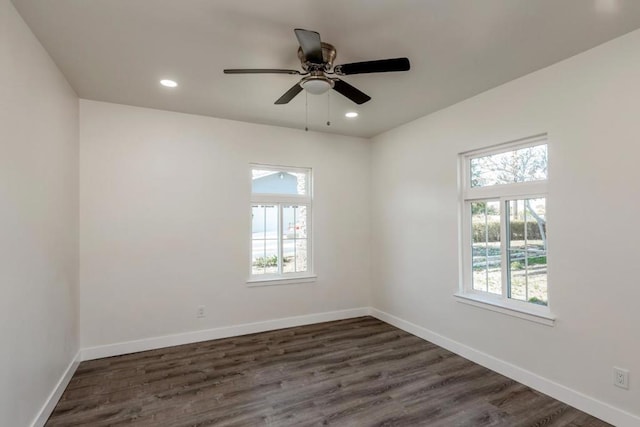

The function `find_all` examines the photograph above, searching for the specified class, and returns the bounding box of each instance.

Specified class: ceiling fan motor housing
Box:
[297,42,336,71]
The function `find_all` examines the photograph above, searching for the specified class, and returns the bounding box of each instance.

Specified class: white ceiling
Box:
[12,0,640,138]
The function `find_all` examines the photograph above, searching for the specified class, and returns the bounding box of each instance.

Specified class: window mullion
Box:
[467,201,473,294]
[484,202,491,292]
[293,206,297,272]
[500,197,509,300]
[524,202,529,302]
[465,182,546,201]
[262,205,267,275]
[278,204,283,274]
[251,194,310,205]
[461,201,470,293]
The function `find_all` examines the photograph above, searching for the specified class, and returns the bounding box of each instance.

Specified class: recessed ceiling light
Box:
[345,112,358,118]
[160,79,178,88]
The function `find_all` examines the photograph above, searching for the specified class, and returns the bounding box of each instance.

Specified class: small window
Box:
[251,169,309,196]
[250,165,312,283]
[459,136,552,323]
[470,144,547,187]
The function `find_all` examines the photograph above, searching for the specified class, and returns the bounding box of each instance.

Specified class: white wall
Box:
[79,100,371,348]
[7,0,638,422]
[371,29,640,418]
[0,1,79,426]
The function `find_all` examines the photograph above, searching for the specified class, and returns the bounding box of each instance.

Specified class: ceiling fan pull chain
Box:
[305,91,309,132]
[327,92,331,127]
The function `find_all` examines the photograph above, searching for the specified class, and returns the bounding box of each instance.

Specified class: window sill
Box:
[247,275,317,287]
[454,292,556,326]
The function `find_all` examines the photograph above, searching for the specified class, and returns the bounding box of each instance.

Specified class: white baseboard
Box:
[370,308,640,427]
[30,351,81,427]
[81,307,371,361]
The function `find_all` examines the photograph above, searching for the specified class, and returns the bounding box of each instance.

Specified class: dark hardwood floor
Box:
[47,317,610,426]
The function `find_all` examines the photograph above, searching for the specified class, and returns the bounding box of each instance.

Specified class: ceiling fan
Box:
[224,29,410,105]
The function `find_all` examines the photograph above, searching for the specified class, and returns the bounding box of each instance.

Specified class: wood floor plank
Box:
[46,317,611,426]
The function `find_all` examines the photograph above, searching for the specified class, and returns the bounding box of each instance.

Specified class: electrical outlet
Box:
[613,367,629,389]
[196,305,205,319]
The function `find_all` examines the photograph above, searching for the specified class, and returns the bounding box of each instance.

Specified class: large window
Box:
[250,165,312,283]
[459,136,552,323]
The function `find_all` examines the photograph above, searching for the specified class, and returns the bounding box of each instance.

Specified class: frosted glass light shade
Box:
[300,79,332,95]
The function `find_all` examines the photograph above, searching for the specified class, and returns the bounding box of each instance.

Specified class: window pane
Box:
[471,201,501,294]
[252,169,308,195]
[252,204,278,275]
[282,205,308,273]
[471,144,547,188]
[507,198,547,305]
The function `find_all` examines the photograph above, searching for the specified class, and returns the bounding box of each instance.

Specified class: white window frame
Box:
[247,164,315,286]
[455,135,555,326]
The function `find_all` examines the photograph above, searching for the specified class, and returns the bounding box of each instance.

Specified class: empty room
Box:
[2,0,640,426]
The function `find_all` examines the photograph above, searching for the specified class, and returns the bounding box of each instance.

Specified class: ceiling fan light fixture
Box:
[300,76,334,95]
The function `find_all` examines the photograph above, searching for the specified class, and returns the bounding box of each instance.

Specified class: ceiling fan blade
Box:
[224,69,301,75]
[332,79,371,105]
[335,57,410,75]
[275,83,303,104]
[294,28,323,64]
